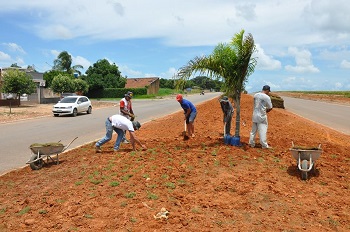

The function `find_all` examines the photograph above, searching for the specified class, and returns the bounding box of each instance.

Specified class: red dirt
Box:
[0,94,349,231]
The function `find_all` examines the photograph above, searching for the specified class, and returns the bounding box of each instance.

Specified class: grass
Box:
[17,206,30,215]
[280,90,350,98]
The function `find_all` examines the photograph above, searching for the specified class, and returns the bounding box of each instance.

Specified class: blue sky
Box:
[0,0,349,92]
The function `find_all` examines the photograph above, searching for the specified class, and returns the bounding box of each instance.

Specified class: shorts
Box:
[186,111,197,124]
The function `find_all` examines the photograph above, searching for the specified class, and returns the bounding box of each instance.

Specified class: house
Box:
[0,67,46,104]
[124,77,160,95]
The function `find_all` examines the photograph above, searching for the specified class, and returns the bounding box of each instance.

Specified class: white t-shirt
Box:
[110,114,134,132]
[252,92,273,124]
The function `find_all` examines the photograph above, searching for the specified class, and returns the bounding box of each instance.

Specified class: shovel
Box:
[183,121,189,140]
[224,122,226,136]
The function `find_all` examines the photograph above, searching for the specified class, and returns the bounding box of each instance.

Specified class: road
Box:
[282,96,350,135]
[0,92,221,175]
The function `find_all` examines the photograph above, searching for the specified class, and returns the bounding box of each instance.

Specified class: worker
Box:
[119,91,135,143]
[219,96,234,135]
[176,94,197,138]
[248,85,273,148]
[95,114,146,152]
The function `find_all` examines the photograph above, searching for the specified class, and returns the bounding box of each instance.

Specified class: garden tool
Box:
[183,121,189,140]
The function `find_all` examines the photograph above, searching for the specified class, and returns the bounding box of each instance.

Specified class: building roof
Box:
[125,77,159,88]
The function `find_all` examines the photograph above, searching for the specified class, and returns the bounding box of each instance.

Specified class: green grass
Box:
[280,91,350,98]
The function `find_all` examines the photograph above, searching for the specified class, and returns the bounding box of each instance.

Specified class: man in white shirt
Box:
[95,114,146,152]
[249,85,273,149]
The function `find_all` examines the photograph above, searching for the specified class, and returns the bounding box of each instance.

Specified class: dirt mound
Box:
[0,94,349,231]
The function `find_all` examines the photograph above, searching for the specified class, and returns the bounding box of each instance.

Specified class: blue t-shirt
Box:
[180,99,197,114]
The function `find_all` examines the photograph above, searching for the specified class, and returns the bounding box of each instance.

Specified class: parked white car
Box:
[52,96,92,117]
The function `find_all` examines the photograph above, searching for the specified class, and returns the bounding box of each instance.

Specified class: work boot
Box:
[95,146,102,153]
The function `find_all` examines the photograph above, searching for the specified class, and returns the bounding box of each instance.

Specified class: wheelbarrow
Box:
[26,137,78,170]
[290,141,322,180]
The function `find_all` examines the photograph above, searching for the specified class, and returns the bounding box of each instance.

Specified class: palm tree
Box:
[175,30,257,142]
[53,51,84,75]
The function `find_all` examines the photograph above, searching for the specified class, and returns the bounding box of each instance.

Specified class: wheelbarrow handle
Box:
[62,137,78,152]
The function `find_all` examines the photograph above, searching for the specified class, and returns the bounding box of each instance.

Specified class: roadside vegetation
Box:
[279,91,350,98]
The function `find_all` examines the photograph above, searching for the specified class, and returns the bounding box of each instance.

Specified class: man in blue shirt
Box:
[176,94,197,138]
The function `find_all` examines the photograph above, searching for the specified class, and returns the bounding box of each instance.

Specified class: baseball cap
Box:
[221,96,229,102]
[262,85,271,92]
[132,121,141,130]
[176,94,183,101]
[125,91,133,98]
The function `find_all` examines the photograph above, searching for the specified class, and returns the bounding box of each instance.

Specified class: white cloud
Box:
[2,43,26,54]
[0,51,11,61]
[285,47,320,73]
[255,44,281,70]
[160,67,177,79]
[340,60,350,69]
[118,64,143,78]
[73,56,91,70]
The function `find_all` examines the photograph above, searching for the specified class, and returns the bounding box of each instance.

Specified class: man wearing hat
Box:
[219,96,234,135]
[176,94,197,138]
[119,91,135,143]
[95,114,146,153]
[249,85,273,149]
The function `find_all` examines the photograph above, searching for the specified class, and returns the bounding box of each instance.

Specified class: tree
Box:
[53,51,83,75]
[74,78,89,95]
[84,59,126,93]
[175,30,257,141]
[10,63,21,68]
[43,70,68,88]
[1,69,36,106]
[51,74,76,94]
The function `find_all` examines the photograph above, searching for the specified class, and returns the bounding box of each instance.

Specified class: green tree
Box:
[53,51,83,75]
[84,59,126,93]
[1,69,36,106]
[51,74,76,94]
[43,70,68,88]
[10,63,21,68]
[74,78,89,95]
[159,78,175,89]
[175,30,257,140]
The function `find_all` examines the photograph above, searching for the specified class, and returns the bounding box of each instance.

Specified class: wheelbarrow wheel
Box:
[29,154,43,170]
[301,159,308,180]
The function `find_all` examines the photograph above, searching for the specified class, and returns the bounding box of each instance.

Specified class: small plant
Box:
[257,157,265,163]
[38,209,47,214]
[0,207,7,214]
[142,174,150,179]
[90,179,103,185]
[214,159,220,167]
[191,206,201,214]
[17,206,31,215]
[110,181,120,187]
[147,191,158,200]
[125,192,136,198]
[122,174,133,181]
[75,181,84,186]
[164,182,176,189]
[211,149,218,156]
[120,202,128,207]
[84,214,93,219]
[161,174,169,179]
[130,217,137,223]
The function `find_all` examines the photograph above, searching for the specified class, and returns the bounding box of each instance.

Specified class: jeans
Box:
[249,122,269,148]
[95,118,124,150]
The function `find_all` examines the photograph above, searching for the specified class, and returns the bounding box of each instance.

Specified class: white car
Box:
[52,96,92,117]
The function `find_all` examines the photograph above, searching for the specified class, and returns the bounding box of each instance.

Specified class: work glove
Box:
[129,114,135,121]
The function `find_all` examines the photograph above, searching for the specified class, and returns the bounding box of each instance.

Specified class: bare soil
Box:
[0,94,349,231]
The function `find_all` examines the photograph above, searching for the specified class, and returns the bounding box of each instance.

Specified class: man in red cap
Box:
[176,94,197,138]
[119,91,135,143]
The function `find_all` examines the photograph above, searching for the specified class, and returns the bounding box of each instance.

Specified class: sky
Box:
[0,0,349,92]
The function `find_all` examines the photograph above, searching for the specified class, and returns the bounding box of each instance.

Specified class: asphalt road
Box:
[0,92,221,175]
[282,96,350,135]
